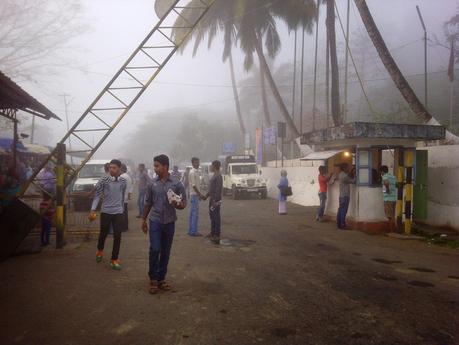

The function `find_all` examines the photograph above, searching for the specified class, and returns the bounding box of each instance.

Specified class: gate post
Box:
[56,143,66,249]
[404,150,414,235]
[395,148,404,232]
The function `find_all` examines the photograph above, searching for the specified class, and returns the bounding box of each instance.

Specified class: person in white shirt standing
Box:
[121,163,133,231]
[188,157,204,237]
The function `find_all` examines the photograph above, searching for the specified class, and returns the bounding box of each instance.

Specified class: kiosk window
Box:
[357,148,383,187]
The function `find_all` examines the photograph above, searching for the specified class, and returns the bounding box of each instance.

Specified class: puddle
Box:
[407,280,435,288]
[328,259,352,266]
[372,258,403,265]
[409,267,436,273]
[374,273,398,281]
[317,243,340,251]
[270,327,297,338]
[219,238,256,247]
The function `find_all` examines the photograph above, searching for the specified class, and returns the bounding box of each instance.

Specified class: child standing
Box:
[39,192,55,246]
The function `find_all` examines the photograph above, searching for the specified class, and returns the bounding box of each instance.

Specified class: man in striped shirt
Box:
[89,159,127,270]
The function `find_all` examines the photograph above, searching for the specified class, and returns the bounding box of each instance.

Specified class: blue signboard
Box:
[263,127,276,145]
[223,142,236,154]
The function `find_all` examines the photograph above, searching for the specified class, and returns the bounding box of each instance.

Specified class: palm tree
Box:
[326,0,342,126]
[172,0,246,136]
[174,0,317,138]
[238,1,316,137]
[354,0,459,143]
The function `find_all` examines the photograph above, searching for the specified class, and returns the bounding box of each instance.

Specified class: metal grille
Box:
[19,0,214,213]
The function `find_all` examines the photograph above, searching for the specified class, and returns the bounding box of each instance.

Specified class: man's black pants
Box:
[209,204,221,237]
[123,202,129,231]
[98,213,123,260]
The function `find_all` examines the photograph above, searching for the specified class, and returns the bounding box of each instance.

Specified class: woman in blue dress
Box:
[277,170,289,215]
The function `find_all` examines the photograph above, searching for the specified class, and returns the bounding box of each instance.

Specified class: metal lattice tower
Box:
[20,0,214,199]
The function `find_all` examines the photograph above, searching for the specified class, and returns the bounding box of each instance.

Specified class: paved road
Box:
[1,198,458,345]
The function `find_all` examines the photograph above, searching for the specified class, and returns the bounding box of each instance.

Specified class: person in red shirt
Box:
[316,166,330,222]
[39,192,55,246]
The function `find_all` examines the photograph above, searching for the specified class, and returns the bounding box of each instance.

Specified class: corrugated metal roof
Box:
[23,143,51,155]
[0,70,61,121]
[300,150,343,161]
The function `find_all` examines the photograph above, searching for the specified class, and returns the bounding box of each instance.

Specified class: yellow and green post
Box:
[395,149,404,232]
[56,143,66,248]
[404,150,414,235]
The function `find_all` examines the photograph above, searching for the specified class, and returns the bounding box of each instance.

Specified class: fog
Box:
[1,0,457,165]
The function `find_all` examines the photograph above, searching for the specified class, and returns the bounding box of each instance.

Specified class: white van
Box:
[71,159,108,211]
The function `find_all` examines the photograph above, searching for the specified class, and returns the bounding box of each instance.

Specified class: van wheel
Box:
[232,186,238,200]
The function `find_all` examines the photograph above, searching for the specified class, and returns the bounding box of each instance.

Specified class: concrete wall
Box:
[260,159,322,206]
[263,146,459,231]
[418,145,459,230]
[262,159,386,222]
[324,182,386,222]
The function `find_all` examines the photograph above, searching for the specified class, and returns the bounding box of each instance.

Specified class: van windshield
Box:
[79,165,106,178]
[232,165,257,175]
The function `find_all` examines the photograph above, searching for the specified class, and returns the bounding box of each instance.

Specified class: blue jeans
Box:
[148,221,175,281]
[138,188,146,216]
[188,195,200,235]
[41,218,51,245]
[317,192,327,219]
[337,196,350,229]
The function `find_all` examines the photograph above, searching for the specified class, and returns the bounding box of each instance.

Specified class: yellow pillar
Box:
[395,149,404,232]
[404,150,414,235]
[55,143,66,248]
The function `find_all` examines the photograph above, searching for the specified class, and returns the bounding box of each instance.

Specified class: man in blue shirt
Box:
[204,160,223,244]
[142,154,187,294]
[380,165,397,232]
[89,159,126,270]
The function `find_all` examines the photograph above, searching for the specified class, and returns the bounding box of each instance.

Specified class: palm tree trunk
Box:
[327,0,342,126]
[259,64,272,128]
[354,0,431,122]
[254,33,300,137]
[354,0,459,143]
[228,51,246,136]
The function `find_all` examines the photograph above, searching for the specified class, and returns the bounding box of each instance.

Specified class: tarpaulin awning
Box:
[0,137,27,153]
[23,143,51,155]
[300,150,343,161]
[0,70,60,121]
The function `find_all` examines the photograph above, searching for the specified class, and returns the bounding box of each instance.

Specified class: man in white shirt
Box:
[188,157,204,236]
[121,163,133,231]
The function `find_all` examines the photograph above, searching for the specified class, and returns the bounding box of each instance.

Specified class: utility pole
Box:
[312,0,320,131]
[343,0,350,123]
[30,116,35,144]
[291,28,297,161]
[416,5,428,109]
[449,39,455,129]
[299,24,305,134]
[60,94,74,165]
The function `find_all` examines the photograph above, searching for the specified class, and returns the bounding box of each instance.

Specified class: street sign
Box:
[223,142,236,154]
[277,122,286,138]
[263,127,276,145]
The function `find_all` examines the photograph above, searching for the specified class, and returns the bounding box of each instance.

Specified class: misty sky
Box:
[13,0,458,159]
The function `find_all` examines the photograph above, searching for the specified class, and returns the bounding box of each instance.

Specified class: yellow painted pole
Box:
[404,150,414,235]
[396,149,404,232]
[56,143,66,248]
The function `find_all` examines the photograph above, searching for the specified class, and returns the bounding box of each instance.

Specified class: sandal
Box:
[158,281,172,291]
[149,281,160,294]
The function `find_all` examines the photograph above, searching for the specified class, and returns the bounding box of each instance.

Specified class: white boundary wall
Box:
[260,159,322,206]
[418,145,459,230]
[262,146,459,230]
